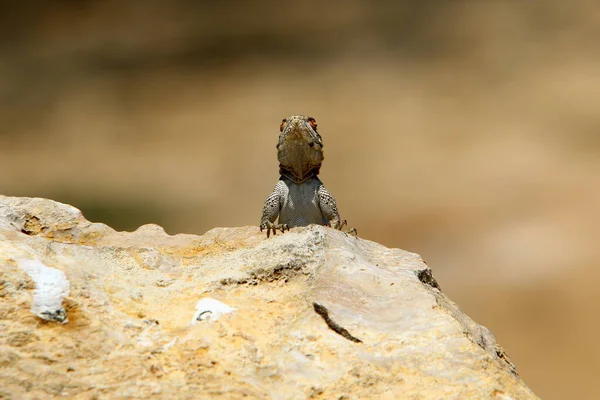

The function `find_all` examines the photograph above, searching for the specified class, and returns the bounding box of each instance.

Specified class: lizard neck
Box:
[279,166,320,184]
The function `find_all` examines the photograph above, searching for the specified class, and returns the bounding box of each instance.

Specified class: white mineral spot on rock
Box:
[17,258,70,324]
[191,297,236,324]
[162,338,178,352]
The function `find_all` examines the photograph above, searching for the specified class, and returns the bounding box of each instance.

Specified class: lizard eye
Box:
[307,117,317,131]
[280,119,287,132]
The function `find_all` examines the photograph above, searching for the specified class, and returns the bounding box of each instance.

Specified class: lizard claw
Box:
[260,221,289,238]
[330,219,357,237]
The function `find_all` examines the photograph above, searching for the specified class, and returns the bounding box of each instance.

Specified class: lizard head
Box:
[277,115,324,183]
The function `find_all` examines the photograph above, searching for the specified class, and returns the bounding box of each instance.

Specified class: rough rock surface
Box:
[0,195,538,399]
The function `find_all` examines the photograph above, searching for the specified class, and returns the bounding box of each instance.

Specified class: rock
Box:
[16,258,70,323]
[0,195,538,399]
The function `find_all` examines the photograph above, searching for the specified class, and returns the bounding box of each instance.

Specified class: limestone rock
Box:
[0,195,538,399]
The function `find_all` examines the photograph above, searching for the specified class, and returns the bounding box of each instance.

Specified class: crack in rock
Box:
[313,302,362,343]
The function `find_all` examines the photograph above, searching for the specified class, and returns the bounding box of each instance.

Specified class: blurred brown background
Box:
[2,1,599,398]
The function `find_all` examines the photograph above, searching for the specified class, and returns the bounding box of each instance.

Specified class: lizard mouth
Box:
[282,117,322,144]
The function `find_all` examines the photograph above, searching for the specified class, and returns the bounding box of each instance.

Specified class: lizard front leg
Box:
[317,185,356,235]
[260,181,289,238]
[317,185,357,236]
[317,184,341,229]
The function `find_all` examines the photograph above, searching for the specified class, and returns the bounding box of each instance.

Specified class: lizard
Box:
[260,115,353,238]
